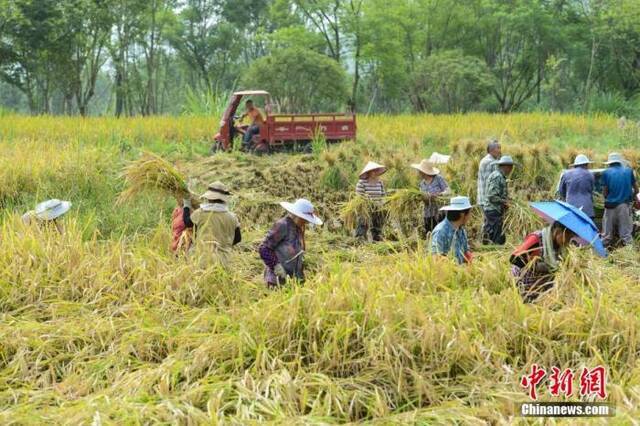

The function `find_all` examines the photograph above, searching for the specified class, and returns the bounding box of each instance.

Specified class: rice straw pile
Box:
[385,188,424,223]
[118,151,196,205]
[504,197,544,239]
[340,195,377,231]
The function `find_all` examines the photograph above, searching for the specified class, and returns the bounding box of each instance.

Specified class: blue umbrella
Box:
[529,200,607,257]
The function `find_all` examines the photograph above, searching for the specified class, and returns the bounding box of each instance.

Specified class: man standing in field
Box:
[558,154,595,219]
[601,153,638,247]
[483,155,515,245]
[240,99,264,150]
[478,138,501,244]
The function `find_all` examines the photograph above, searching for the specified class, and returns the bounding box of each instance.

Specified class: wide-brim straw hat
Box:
[496,155,515,166]
[570,154,592,167]
[201,181,231,202]
[359,161,386,179]
[280,198,323,226]
[34,199,71,221]
[411,159,440,176]
[604,152,625,165]
[440,196,473,211]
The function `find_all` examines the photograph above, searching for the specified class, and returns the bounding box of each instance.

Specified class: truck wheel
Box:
[254,142,270,155]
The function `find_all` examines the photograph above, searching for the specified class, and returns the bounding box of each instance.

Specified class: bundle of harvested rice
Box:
[339,195,378,231]
[504,197,543,239]
[118,152,197,205]
[385,188,424,223]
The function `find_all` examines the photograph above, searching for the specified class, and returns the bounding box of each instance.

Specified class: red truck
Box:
[213,90,356,153]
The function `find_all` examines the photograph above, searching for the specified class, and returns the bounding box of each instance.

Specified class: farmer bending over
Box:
[187,181,241,268]
[510,221,576,303]
[355,161,386,242]
[240,99,264,150]
[430,196,474,264]
[259,198,323,288]
[22,199,72,234]
[483,155,514,245]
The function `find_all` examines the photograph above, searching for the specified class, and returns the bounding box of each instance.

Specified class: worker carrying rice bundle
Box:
[185,181,241,268]
[171,189,198,255]
[510,200,606,303]
[355,161,386,242]
[411,159,450,235]
[429,196,474,265]
[259,198,323,288]
[22,199,72,234]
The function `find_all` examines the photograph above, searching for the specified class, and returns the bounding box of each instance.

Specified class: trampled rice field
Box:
[1,113,639,424]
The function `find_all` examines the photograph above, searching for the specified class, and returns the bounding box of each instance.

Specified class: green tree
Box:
[241,47,348,112]
[412,50,494,113]
[167,0,240,93]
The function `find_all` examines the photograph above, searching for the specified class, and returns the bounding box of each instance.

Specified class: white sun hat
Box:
[570,154,592,167]
[496,155,514,166]
[604,152,625,165]
[439,196,473,211]
[201,181,232,202]
[280,198,323,226]
[428,152,451,164]
[359,161,386,179]
[34,199,72,221]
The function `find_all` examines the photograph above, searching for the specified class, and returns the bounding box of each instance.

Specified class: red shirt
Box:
[171,206,192,253]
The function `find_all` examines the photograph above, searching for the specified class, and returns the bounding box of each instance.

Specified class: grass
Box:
[1,113,639,423]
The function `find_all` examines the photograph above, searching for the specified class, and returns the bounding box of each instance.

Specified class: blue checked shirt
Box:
[430,218,469,264]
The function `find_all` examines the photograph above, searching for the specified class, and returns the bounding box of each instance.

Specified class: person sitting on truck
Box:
[355,161,387,242]
[558,154,595,219]
[600,152,638,247]
[240,99,264,149]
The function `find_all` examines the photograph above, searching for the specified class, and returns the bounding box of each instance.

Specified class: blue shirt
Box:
[430,218,469,264]
[558,167,595,217]
[601,165,636,206]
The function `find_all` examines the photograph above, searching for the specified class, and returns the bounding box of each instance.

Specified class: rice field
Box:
[1,113,639,424]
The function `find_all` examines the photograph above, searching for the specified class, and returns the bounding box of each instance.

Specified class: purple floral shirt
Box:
[259,216,304,284]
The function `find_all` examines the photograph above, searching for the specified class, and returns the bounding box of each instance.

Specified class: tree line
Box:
[1,0,639,116]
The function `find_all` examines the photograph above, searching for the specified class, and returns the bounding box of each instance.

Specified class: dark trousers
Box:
[423,214,442,237]
[482,209,505,245]
[356,210,385,241]
[243,125,260,147]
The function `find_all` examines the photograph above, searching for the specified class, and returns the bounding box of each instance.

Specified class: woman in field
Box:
[259,198,323,288]
[187,181,241,268]
[22,199,72,234]
[510,221,577,303]
[412,159,450,235]
[355,161,386,242]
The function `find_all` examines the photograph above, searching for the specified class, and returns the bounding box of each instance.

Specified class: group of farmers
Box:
[22,137,638,301]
